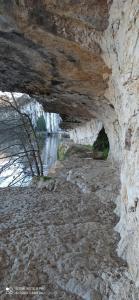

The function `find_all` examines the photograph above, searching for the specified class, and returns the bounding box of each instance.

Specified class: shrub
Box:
[93,127,109,159]
[57,144,67,161]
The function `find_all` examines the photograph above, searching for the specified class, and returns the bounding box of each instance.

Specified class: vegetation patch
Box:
[41,176,52,181]
[36,132,46,149]
[92,127,109,160]
[34,175,52,181]
[57,144,68,161]
[36,115,46,131]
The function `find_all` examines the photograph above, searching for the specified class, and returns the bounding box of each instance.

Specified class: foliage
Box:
[36,115,46,132]
[93,127,109,159]
[35,175,52,181]
[42,176,52,181]
[36,132,46,149]
[57,144,67,161]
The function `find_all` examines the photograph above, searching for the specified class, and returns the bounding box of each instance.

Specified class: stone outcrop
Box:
[0,0,139,294]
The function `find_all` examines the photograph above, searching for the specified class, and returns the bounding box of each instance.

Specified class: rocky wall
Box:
[69,119,102,146]
[102,0,139,285]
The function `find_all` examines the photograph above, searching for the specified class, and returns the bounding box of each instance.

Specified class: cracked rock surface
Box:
[0,149,138,299]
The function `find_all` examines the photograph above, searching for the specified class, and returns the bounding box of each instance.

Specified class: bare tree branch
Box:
[0,93,44,186]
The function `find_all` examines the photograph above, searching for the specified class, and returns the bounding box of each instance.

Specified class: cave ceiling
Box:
[0,0,111,122]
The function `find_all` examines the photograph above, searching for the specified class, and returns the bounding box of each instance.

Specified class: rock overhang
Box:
[0,0,111,121]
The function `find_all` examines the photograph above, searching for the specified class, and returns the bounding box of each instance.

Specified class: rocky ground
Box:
[0,147,138,299]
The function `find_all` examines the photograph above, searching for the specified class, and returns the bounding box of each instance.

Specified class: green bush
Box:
[57,144,67,161]
[93,127,109,159]
[34,175,52,181]
[36,115,46,132]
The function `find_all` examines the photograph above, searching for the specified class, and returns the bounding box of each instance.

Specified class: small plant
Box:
[57,144,67,161]
[33,175,52,182]
[42,176,52,181]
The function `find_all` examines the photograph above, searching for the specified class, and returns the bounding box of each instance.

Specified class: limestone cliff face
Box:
[0,0,139,288]
[102,0,139,285]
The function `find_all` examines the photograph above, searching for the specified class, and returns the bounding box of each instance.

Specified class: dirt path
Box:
[0,150,137,299]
